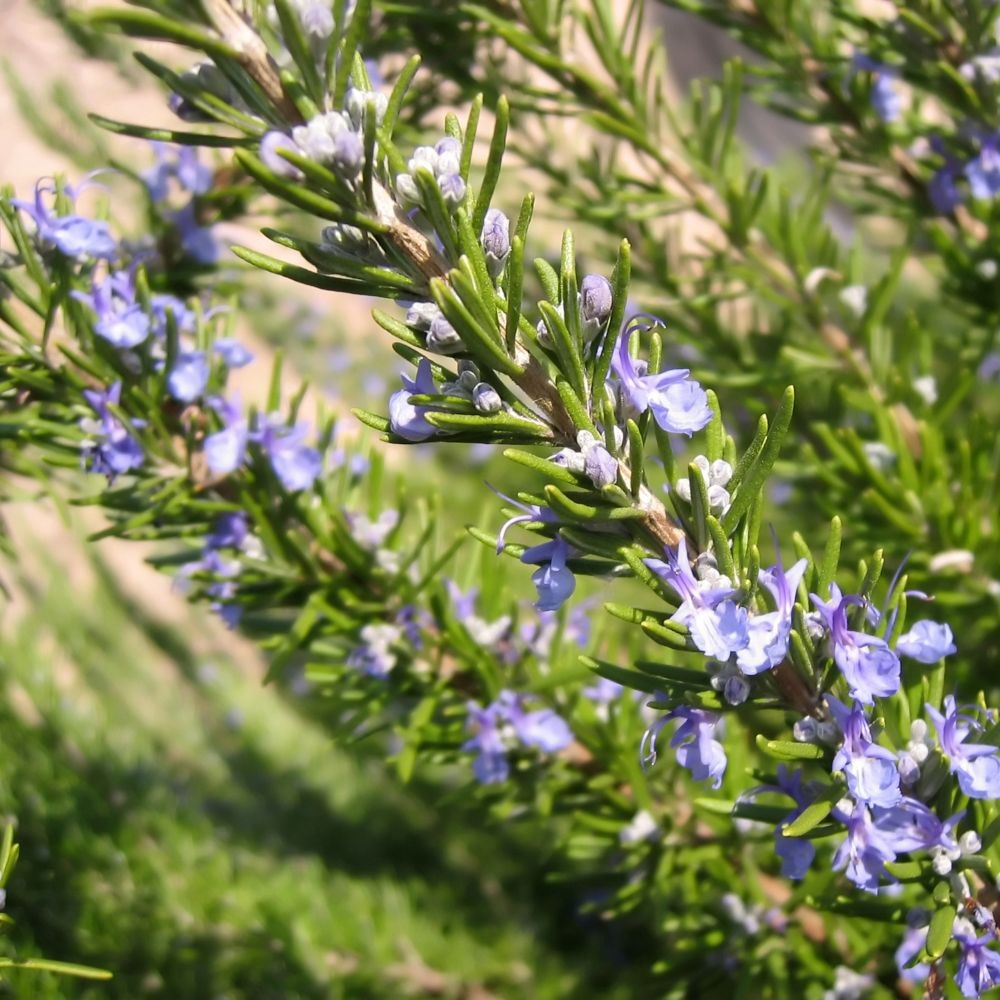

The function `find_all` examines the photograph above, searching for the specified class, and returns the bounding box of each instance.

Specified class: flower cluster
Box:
[260,86,386,183]
[80,381,144,482]
[395,136,466,210]
[12,173,117,260]
[205,400,323,491]
[463,690,573,784]
[177,511,259,628]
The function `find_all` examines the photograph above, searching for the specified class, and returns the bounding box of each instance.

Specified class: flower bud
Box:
[583,440,618,488]
[960,831,983,855]
[438,173,466,209]
[473,382,503,413]
[260,131,303,179]
[427,315,462,354]
[579,274,613,342]
[395,173,421,206]
[345,87,387,129]
[332,130,364,180]
[481,208,511,277]
[434,137,462,177]
[723,674,750,706]
[405,302,441,331]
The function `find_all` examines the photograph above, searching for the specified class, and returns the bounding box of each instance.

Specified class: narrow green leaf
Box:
[593,239,630,396]
[473,95,509,232]
[722,387,794,534]
[539,300,588,403]
[505,234,524,353]
[782,799,833,837]
[755,734,826,762]
[926,903,956,960]
[382,54,420,140]
[88,114,251,146]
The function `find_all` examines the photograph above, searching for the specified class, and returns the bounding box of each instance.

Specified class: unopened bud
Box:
[481,208,511,277]
[473,382,502,413]
[427,316,462,354]
[931,850,953,876]
[332,130,364,179]
[579,274,613,341]
[260,130,303,179]
[395,172,421,206]
[960,831,983,855]
[438,173,466,208]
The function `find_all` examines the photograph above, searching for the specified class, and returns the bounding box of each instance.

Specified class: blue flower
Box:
[167,350,209,402]
[582,676,624,705]
[74,270,151,349]
[150,293,197,337]
[170,203,219,264]
[252,415,322,491]
[489,486,558,554]
[611,320,711,436]
[737,547,808,676]
[12,175,117,260]
[214,338,254,369]
[894,921,930,985]
[643,706,727,788]
[346,623,402,678]
[827,697,901,807]
[196,550,242,627]
[850,54,902,123]
[207,512,249,550]
[810,584,900,704]
[521,536,576,612]
[926,696,1000,799]
[388,358,440,441]
[872,797,961,856]
[142,142,213,201]
[896,619,957,663]
[830,800,897,892]
[80,381,144,482]
[462,691,572,783]
[966,134,1000,201]
[204,396,249,476]
[463,701,511,784]
[515,706,573,752]
[955,924,1000,998]
[744,766,819,878]
[645,535,749,660]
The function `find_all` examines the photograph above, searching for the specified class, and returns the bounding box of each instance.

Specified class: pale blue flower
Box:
[827,696,901,808]
[204,396,248,476]
[955,925,1000,997]
[612,323,711,436]
[388,358,439,441]
[896,620,957,662]
[645,535,748,660]
[167,350,209,402]
[926,696,1000,799]
[80,381,144,482]
[214,338,254,368]
[737,548,808,676]
[252,415,321,491]
[811,583,900,704]
[74,270,150,349]
[521,536,576,612]
[894,922,930,985]
[12,174,117,259]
